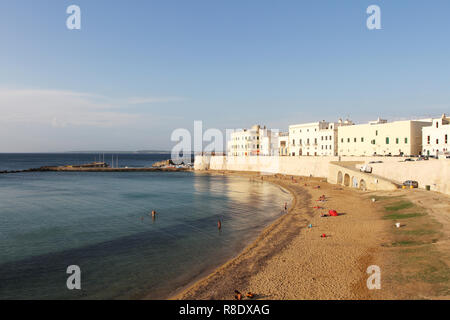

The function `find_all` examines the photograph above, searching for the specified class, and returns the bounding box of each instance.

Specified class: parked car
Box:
[404,158,414,162]
[369,160,383,164]
[402,180,418,189]
[360,164,373,173]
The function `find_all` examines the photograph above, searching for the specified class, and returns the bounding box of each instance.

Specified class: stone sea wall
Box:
[195,155,450,195]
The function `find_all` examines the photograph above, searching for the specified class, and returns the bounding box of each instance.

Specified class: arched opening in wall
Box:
[360,179,367,191]
[337,171,343,184]
[352,177,358,188]
[344,173,350,187]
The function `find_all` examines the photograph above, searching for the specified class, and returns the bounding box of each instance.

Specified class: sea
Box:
[0,153,291,299]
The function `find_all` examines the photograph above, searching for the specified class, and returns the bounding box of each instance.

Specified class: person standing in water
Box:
[218,219,222,230]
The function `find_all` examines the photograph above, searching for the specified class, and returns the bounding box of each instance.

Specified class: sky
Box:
[0,0,449,152]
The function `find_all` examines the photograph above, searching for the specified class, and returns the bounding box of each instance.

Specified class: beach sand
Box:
[172,172,396,300]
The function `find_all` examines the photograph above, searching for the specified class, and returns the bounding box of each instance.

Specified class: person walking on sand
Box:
[284,202,288,211]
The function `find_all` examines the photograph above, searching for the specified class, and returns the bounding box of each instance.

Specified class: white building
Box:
[289,119,353,156]
[227,125,278,156]
[278,132,289,156]
[338,118,431,156]
[260,129,279,156]
[422,114,450,157]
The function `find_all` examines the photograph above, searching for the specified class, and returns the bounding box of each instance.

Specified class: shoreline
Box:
[0,167,191,174]
[170,170,394,300]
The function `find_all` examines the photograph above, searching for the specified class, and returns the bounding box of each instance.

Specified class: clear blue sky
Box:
[0,0,449,152]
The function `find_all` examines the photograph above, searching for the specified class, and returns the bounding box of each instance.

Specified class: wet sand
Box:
[172,171,395,300]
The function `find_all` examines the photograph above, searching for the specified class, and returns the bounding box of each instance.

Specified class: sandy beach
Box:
[172,171,450,300]
[172,171,391,300]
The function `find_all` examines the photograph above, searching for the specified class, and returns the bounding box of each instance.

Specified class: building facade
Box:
[338,118,431,156]
[260,128,279,156]
[278,132,289,156]
[422,114,450,157]
[227,125,278,156]
[288,119,352,156]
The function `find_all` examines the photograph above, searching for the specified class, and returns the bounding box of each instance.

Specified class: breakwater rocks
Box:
[152,159,175,168]
[0,167,55,174]
[0,166,191,174]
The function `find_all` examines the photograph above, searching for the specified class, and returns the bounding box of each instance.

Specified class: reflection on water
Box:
[0,171,291,300]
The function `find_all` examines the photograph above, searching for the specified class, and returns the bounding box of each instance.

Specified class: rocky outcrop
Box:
[152,159,175,168]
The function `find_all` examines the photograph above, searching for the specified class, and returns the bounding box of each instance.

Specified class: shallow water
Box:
[0,165,290,299]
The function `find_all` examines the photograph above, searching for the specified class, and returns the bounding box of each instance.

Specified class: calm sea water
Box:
[0,154,291,299]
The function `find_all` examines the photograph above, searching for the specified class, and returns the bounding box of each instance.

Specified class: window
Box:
[427,136,430,144]
[371,139,376,145]
[299,139,302,145]
[446,134,448,144]
[341,138,343,143]
[436,122,439,128]
[376,130,378,136]
[405,137,408,144]
[292,139,295,146]
[436,139,439,144]
[347,138,350,143]
[354,138,356,142]
[361,137,364,142]
[396,138,399,144]
[386,137,390,144]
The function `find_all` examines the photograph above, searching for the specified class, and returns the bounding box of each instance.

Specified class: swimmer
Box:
[218,220,222,230]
